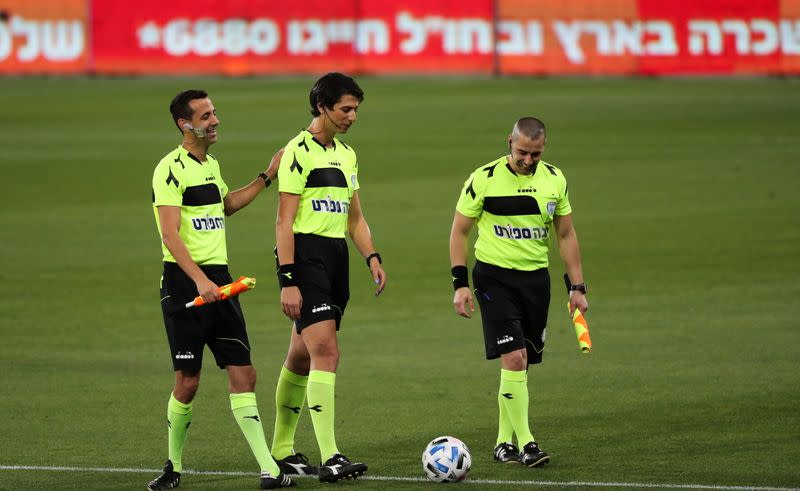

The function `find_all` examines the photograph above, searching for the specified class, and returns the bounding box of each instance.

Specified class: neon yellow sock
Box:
[307,370,339,460]
[167,394,192,473]
[230,392,280,476]
[496,386,514,446]
[499,369,535,446]
[271,366,308,460]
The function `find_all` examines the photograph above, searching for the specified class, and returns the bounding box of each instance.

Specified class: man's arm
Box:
[347,191,386,295]
[157,206,221,304]
[223,148,283,216]
[276,192,302,320]
[554,213,588,315]
[449,211,476,318]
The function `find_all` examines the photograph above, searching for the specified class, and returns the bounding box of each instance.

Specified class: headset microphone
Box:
[323,108,344,130]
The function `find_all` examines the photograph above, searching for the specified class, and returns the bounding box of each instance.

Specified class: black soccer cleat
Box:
[493,442,521,464]
[519,441,550,467]
[147,459,181,490]
[260,471,295,489]
[318,453,368,483]
[275,452,318,475]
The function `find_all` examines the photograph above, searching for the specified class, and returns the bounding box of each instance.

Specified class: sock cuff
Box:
[229,392,258,410]
[280,365,309,387]
[169,394,192,414]
[500,368,527,383]
[308,370,336,386]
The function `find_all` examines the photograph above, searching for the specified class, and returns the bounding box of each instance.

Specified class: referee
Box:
[449,117,589,468]
[270,72,387,483]
[148,89,292,490]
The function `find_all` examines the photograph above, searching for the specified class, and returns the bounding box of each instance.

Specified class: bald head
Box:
[511,117,546,142]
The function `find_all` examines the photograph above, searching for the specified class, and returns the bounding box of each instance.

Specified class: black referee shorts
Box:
[159,262,251,371]
[472,260,550,365]
[280,233,350,333]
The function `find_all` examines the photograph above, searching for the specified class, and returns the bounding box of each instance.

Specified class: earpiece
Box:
[182,122,206,138]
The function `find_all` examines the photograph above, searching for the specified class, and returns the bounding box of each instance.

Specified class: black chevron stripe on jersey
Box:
[482,163,499,177]
[182,183,221,206]
[465,179,476,199]
[306,168,348,188]
[290,153,303,174]
[483,196,541,216]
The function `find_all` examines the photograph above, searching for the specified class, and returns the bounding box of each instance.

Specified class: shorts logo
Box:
[497,335,514,345]
[311,303,332,314]
[311,195,349,214]
[192,216,225,231]
[547,201,557,216]
[494,224,548,240]
[175,351,195,360]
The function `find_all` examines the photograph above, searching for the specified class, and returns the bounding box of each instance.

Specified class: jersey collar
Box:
[178,145,205,165]
[303,129,336,151]
[505,161,538,177]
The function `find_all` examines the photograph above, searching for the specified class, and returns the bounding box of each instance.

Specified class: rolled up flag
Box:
[186,276,256,308]
[563,273,592,353]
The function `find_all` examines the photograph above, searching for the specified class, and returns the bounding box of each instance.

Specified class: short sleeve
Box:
[455,171,485,218]
[278,148,307,194]
[555,170,572,216]
[349,157,359,194]
[152,160,183,206]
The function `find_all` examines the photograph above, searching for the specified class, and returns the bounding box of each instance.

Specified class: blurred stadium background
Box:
[1,1,799,490]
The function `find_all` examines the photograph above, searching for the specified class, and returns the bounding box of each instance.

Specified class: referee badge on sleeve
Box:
[351,174,357,187]
[547,201,557,216]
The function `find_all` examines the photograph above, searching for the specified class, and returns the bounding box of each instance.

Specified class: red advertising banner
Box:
[90,0,494,75]
[1,0,799,75]
[0,0,89,74]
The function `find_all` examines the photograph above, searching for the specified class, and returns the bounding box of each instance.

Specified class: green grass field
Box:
[0,76,798,491]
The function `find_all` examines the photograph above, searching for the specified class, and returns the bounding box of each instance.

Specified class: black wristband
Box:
[366,252,382,268]
[258,172,272,188]
[451,265,469,290]
[277,263,298,287]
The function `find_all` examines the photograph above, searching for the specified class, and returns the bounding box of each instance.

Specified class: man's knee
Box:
[500,349,527,371]
[174,370,201,402]
[228,365,257,393]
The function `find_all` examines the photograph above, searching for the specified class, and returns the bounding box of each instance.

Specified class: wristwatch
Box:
[258,172,272,188]
[570,283,587,294]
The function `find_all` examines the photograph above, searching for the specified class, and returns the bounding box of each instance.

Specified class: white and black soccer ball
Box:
[422,436,472,483]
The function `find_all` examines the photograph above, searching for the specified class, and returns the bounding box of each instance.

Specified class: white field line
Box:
[0,465,797,491]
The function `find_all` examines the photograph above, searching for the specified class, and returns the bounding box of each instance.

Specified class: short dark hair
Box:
[170,89,208,130]
[309,72,364,117]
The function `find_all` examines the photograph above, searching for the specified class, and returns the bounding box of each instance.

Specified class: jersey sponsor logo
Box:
[311,303,332,314]
[493,224,548,240]
[329,161,341,166]
[205,175,216,182]
[311,196,349,214]
[175,351,195,360]
[191,216,225,231]
[546,201,556,216]
[497,334,515,345]
[518,187,533,193]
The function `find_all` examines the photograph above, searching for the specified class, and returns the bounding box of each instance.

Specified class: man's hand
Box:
[453,287,475,318]
[264,148,285,181]
[195,277,221,304]
[369,259,387,296]
[569,291,589,317]
[280,286,302,321]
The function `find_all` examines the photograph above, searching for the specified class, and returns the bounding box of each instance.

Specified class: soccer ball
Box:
[422,436,472,483]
